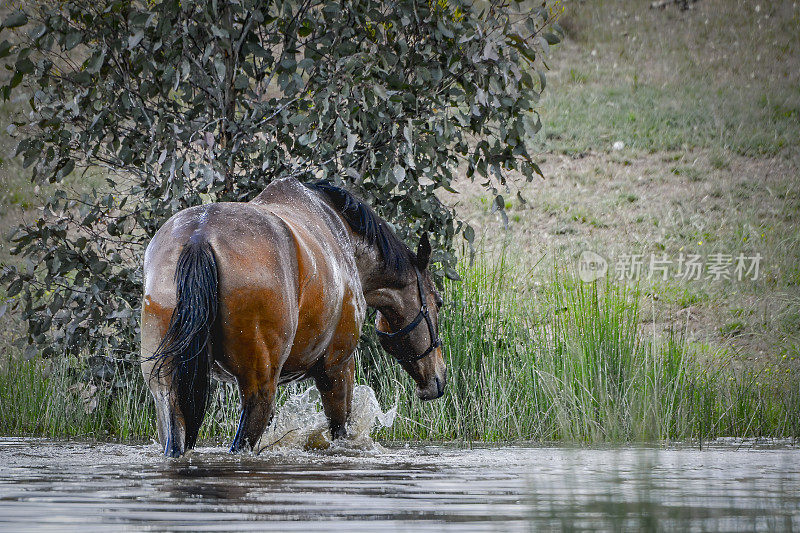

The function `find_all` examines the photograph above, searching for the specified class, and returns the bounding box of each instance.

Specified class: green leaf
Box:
[346,132,357,153]
[15,57,34,75]
[234,74,249,89]
[463,225,475,243]
[8,70,22,88]
[544,32,561,45]
[444,267,461,281]
[65,32,82,51]
[29,24,46,40]
[56,158,75,179]
[298,129,317,146]
[298,23,313,37]
[437,21,454,39]
[392,165,406,183]
[373,83,388,100]
[403,123,412,145]
[128,30,144,49]
[7,278,22,297]
[86,50,105,73]
[90,260,108,274]
[493,195,505,212]
[213,57,226,82]
[530,161,544,178]
[2,11,27,29]
[210,25,229,39]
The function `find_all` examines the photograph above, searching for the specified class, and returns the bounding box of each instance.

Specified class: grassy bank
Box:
[364,253,799,441]
[2,253,797,444]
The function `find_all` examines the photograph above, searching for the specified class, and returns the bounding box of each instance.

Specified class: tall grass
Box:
[0,357,156,441]
[1,254,797,444]
[359,254,799,442]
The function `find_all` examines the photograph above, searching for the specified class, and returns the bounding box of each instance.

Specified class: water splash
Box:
[256,385,396,454]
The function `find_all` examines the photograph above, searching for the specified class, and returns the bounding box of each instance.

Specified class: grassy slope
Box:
[447,0,800,375]
[540,0,800,157]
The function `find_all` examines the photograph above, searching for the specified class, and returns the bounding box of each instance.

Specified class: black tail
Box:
[150,236,218,456]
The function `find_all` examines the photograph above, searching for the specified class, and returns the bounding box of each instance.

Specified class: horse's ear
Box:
[416,233,431,269]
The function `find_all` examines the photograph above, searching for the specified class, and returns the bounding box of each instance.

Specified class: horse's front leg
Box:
[313,354,355,440]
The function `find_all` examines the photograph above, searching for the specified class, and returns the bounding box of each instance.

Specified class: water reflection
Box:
[0,438,797,531]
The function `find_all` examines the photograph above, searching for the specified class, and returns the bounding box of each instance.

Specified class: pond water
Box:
[0,437,798,531]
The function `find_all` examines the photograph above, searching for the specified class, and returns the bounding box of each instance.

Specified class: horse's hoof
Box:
[331,426,348,441]
[229,441,253,454]
[164,437,184,458]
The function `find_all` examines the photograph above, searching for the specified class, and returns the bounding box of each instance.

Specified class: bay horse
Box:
[140,177,446,457]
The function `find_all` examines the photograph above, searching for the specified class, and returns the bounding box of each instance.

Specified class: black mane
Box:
[307,181,416,280]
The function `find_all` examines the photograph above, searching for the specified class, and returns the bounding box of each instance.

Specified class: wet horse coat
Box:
[141,178,445,456]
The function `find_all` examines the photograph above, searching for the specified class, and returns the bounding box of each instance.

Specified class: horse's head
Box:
[375,234,446,401]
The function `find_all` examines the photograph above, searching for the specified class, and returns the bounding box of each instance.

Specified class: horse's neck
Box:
[349,234,407,310]
[350,237,386,292]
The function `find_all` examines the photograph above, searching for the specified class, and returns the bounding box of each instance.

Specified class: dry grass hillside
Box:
[444,0,800,373]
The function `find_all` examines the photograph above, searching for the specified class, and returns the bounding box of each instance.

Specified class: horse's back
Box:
[251,178,365,368]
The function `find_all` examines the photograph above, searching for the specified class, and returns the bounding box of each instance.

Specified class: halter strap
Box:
[375,269,442,362]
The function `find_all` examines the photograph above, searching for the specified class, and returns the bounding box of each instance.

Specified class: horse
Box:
[140,177,446,457]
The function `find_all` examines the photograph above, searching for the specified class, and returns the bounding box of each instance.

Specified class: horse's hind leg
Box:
[230,377,276,452]
[226,338,281,453]
[140,311,171,448]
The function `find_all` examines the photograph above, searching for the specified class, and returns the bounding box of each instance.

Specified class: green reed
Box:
[359,253,799,442]
[0,356,155,441]
[1,253,797,443]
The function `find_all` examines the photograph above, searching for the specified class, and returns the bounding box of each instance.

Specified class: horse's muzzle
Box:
[417,373,446,401]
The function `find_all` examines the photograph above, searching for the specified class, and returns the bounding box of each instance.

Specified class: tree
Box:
[0,0,561,362]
